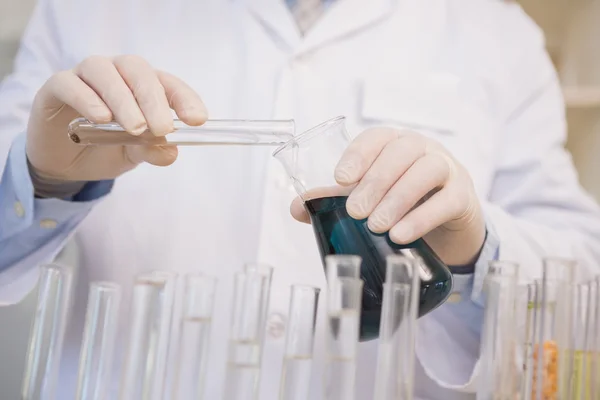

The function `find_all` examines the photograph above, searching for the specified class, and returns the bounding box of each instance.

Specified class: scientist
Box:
[1,0,600,399]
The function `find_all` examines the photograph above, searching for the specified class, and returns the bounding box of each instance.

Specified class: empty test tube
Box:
[75,282,122,400]
[223,270,270,400]
[279,285,321,400]
[68,118,295,146]
[119,271,177,400]
[477,261,519,400]
[172,273,217,400]
[373,255,420,400]
[21,264,75,400]
[532,258,577,400]
[244,263,274,360]
[323,255,363,400]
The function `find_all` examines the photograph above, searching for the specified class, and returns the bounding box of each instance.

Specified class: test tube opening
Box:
[325,255,361,282]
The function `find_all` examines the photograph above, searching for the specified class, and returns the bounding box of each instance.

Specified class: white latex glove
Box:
[26,55,207,184]
[292,128,486,266]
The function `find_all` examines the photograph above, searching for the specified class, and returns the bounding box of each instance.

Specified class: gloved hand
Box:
[291,128,486,267]
[26,55,207,191]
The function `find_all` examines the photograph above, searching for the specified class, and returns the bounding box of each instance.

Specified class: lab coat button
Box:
[14,201,25,217]
[40,219,57,229]
[266,312,287,339]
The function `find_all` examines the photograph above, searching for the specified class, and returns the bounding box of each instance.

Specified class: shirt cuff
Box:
[0,133,113,240]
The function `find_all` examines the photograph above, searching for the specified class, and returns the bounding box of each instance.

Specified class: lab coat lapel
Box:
[244,0,302,51]
[298,0,396,54]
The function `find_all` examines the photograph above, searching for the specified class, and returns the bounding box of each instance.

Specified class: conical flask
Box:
[273,116,453,341]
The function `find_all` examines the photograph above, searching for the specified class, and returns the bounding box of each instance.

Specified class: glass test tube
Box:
[373,255,420,400]
[21,263,75,400]
[477,261,519,400]
[118,271,177,400]
[532,258,577,400]
[75,282,122,400]
[223,270,269,400]
[68,118,295,146]
[519,282,539,400]
[323,255,363,400]
[278,285,321,400]
[571,279,597,400]
[591,276,600,400]
[172,273,217,400]
[244,263,274,362]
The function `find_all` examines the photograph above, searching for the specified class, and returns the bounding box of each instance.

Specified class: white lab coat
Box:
[1,0,600,399]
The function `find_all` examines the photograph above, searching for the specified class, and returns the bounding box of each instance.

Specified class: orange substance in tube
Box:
[531,341,558,400]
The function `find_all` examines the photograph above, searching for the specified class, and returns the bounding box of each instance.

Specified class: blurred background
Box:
[0,0,599,398]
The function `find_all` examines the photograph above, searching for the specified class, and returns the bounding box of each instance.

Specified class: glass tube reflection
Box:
[373,255,420,400]
[223,270,269,400]
[75,282,121,400]
[172,273,217,400]
[323,255,363,400]
[279,285,320,400]
[21,264,75,400]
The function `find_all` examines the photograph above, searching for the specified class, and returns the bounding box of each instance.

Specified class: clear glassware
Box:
[171,273,217,400]
[21,264,75,400]
[531,258,577,400]
[118,271,177,400]
[223,270,269,400]
[279,285,321,400]
[323,255,364,400]
[373,255,420,400]
[570,280,597,400]
[477,261,519,400]
[75,282,122,400]
[591,276,600,400]
[68,118,295,146]
[244,263,274,360]
[273,116,453,341]
[518,282,539,400]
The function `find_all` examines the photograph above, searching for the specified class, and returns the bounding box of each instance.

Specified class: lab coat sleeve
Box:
[416,26,600,393]
[0,134,113,305]
[0,0,111,304]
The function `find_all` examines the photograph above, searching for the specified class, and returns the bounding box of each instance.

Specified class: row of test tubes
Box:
[18,255,421,400]
[477,258,600,400]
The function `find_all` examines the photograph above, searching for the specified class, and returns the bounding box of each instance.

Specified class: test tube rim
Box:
[183,272,218,284]
[243,262,275,277]
[89,281,122,292]
[291,284,322,294]
[542,257,578,281]
[134,270,177,286]
[272,115,346,157]
[40,262,73,276]
[325,255,362,281]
